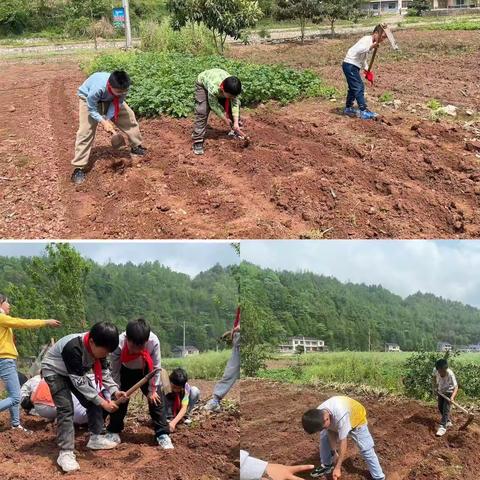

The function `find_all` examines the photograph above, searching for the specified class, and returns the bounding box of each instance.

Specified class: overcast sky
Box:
[241,240,480,308]
[0,241,239,277]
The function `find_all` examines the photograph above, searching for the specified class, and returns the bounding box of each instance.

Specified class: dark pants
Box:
[438,392,452,426]
[107,366,169,438]
[44,373,104,451]
[342,62,367,111]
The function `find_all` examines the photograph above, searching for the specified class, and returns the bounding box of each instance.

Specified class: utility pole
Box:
[122,0,132,49]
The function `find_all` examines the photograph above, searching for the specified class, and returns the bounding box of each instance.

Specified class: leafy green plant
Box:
[426,98,442,110]
[379,91,394,103]
[425,21,480,31]
[403,351,445,400]
[85,51,338,118]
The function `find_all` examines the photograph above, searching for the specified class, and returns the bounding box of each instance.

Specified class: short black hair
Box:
[302,408,326,434]
[436,358,448,370]
[373,24,385,35]
[170,367,188,387]
[223,76,242,96]
[0,293,7,304]
[126,318,151,346]
[109,70,131,90]
[89,321,119,352]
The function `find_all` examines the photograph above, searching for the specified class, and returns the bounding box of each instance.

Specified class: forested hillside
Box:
[0,244,238,357]
[241,262,480,351]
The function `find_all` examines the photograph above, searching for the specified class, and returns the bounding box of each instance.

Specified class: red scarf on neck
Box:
[234,306,240,329]
[106,81,120,123]
[83,333,103,389]
[220,81,230,117]
[172,391,182,417]
[120,341,155,390]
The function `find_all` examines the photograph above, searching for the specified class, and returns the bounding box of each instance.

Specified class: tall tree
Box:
[320,0,363,36]
[275,0,322,43]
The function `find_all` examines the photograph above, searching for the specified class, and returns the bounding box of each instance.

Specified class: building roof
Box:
[289,336,324,341]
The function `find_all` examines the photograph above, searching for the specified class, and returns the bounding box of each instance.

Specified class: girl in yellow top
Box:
[0,293,60,431]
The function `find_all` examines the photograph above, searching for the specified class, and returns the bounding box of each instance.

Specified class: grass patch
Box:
[162,350,231,380]
[379,91,394,103]
[84,51,338,118]
[424,20,480,31]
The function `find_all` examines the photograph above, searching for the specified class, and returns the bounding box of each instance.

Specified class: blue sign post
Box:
[113,7,126,29]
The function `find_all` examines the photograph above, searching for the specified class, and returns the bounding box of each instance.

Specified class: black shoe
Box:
[131,145,147,156]
[71,168,86,184]
[311,464,334,478]
[193,142,204,155]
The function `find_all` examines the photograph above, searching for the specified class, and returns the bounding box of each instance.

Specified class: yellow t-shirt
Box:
[0,313,47,359]
[318,396,367,440]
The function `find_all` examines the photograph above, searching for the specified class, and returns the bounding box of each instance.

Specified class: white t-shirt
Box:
[344,35,374,70]
[318,396,367,441]
[433,368,458,394]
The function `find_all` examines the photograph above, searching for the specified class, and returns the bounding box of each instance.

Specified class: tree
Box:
[168,0,262,54]
[408,0,431,16]
[0,0,32,34]
[320,0,363,37]
[275,0,322,44]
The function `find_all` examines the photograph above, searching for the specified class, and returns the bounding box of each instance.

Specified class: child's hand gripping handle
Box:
[113,368,160,405]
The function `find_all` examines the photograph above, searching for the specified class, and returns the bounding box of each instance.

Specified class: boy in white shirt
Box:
[432,358,458,437]
[342,25,387,120]
[302,396,385,480]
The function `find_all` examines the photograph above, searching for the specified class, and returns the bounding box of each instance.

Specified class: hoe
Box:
[438,391,475,430]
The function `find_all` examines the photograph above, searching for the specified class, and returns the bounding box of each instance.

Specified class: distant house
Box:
[385,343,401,352]
[458,343,480,353]
[172,345,200,358]
[278,336,326,354]
[437,342,453,352]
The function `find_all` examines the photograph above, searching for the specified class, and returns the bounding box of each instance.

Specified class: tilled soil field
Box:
[0,380,239,480]
[241,379,480,480]
[2,30,480,239]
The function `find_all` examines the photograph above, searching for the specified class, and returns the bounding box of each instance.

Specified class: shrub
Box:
[85,51,338,118]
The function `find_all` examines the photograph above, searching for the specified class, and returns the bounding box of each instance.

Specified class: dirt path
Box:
[0,380,239,480]
[2,41,480,239]
[241,379,480,480]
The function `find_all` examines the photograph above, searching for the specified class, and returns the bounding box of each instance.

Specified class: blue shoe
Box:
[358,109,377,120]
[343,107,358,117]
[204,398,221,413]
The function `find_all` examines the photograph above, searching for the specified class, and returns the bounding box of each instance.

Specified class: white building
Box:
[437,342,453,352]
[172,345,200,358]
[278,336,326,354]
[385,343,401,352]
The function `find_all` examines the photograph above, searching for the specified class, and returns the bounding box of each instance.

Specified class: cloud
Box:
[241,240,480,307]
[0,241,239,277]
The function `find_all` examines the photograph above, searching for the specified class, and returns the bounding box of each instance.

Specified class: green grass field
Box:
[258,352,480,401]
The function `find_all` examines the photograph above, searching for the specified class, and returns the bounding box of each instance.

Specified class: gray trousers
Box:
[213,332,240,400]
[44,374,104,451]
[192,82,211,144]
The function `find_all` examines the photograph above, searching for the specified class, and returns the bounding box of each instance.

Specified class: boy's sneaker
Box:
[193,142,204,155]
[86,433,118,450]
[71,168,86,185]
[105,432,121,444]
[436,426,447,437]
[358,109,377,120]
[12,424,32,434]
[57,450,80,473]
[184,418,193,426]
[343,107,358,117]
[204,398,221,413]
[156,434,174,450]
[131,145,147,156]
[446,421,453,428]
[311,464,334,478]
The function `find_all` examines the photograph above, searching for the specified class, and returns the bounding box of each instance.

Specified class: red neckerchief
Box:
[120,342,155,389]
[172,390,182,417]
[234,306,240,329]
[83,333,103,389]
[220,81,230,117]
[106,81,120,123]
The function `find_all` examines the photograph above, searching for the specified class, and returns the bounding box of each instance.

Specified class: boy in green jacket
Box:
[192,68,245,155]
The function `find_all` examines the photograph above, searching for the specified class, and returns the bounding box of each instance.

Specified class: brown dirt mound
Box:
[240,379,479,480]
[0,380,239,480]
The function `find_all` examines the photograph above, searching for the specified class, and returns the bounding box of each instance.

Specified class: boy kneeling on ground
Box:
[71,70,147,184]
[165,367,200,431]
[41,322,125,473]
[192,68,245,155]
[303,396,385,480]
[106,318,173,449]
